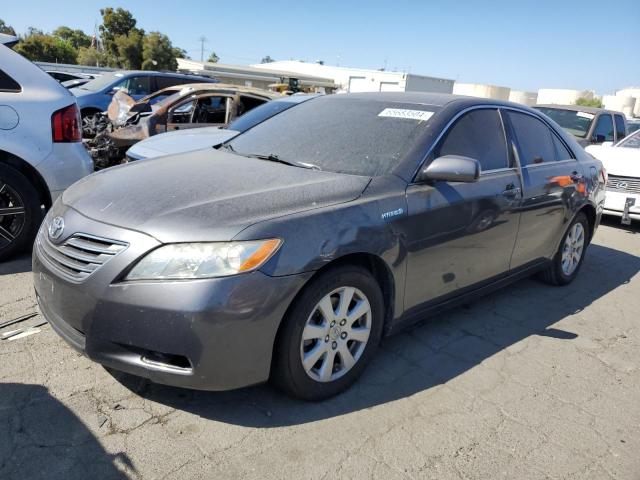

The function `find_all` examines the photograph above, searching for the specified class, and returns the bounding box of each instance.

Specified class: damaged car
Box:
[85,83,279,169]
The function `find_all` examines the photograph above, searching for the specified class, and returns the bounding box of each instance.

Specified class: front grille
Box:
[606,175,640,194]
[36,229,128,282]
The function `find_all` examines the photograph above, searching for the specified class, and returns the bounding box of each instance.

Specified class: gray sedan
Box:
[33,93,606,400]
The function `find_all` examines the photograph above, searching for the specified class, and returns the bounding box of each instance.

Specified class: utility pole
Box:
[198,36,207,62]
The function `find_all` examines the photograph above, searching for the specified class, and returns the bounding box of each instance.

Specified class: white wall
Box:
[453,83,510,100]
[616,88,640,117]
[537,89,595,105]
[509,90,538,106]
[602,95,636,118]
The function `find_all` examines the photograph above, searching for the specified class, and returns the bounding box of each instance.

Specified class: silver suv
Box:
[0,34,93,260]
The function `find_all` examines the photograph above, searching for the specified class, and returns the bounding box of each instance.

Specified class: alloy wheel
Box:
[300,286,372,382]
[0,182,26,251]
[561,222,585,276]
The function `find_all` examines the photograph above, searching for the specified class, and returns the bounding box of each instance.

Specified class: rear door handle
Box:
[502,186,521,197]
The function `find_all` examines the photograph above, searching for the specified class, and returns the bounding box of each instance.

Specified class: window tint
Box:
[436,109,508,171]
[593,114,614,142]
[614,115,626,140]
[506,111,557,166]
[0,69,21,92]
[237,96,267,117]
[156,76,188,90]
[552,134,573,160]
[227,99,299,133]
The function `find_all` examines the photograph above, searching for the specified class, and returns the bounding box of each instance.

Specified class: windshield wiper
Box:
[222,147,320,170]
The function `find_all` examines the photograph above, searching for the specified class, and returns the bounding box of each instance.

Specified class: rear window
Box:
[535,107,593,138]
[227,99,300,133]
[0,69,21,92]
[227,97,438,176]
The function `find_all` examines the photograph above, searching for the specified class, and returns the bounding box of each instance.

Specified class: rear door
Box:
[503,109,582,268]
[403,108,522,310]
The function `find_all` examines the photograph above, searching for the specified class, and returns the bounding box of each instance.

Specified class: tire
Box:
[272,265,385,401]
[0,164,42,261]
[539,211,589,286]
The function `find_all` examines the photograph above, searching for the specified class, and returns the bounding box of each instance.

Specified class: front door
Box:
[403,108,522,312]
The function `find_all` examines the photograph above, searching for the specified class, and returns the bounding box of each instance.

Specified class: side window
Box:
[169,99,196,124]
[0,69,21,92]
[193,96,227,123]
[436,109,509,171]
[125,76,151,96]
[552,134,573,161]
[506,111,556,165]
[237,96,267,117]
[156,76,187,90]
[614,115,626,140]
[593,114,614,142]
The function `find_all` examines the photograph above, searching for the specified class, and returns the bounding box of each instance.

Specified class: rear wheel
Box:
[0,164,41,261]
[272,266,384,400]
[539,212,589,286]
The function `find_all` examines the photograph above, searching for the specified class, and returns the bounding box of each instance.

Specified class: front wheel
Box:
[272,266,384,400]
[539,212,589,286]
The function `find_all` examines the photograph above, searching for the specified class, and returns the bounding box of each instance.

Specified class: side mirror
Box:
[419,155,481,183]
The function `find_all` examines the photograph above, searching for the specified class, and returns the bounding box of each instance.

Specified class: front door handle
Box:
[502,186,521,197]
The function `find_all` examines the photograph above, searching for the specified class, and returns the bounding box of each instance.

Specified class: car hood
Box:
[62,149,370,243]
[586,145,640,177]
[127,128,239,160]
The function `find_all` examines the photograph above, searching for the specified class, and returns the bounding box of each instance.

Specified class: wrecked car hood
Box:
[62,149,370,243]
[127,127,239,160]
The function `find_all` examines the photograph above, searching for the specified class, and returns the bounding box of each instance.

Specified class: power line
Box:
[197,36,207,62]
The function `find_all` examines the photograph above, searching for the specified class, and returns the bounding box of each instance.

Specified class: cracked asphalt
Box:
[1,217,639,480]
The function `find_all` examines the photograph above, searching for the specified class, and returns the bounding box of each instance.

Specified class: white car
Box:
[586,129,640,223]
[0,34,93,260]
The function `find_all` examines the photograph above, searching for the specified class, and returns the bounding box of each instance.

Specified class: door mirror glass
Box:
[419,155,481,183]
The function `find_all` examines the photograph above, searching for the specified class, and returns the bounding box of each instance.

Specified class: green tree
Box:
[13,33,77,63]
[260,55,274,64]
[575,97,603,108]
[77,46,109,66]
[172,47,188,59]
[52,26,91,50]
[0,19,16,36]
[207,51,219,63]
[142,32,178,70]
[113,30,143,69]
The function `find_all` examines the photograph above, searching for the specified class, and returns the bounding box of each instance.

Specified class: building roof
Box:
[535,104,623,115]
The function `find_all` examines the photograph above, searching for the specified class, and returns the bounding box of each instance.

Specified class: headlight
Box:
[125,239,282,280]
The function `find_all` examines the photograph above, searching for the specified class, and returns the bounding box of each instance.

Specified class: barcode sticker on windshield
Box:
[378,108,434,121]
[576,111,595,120]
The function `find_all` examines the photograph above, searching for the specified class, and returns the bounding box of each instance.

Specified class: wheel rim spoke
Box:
[338,344,356,370]
[0,206,25,216]
[336,287,355,318]
[318,349,336,381]
[346,299,370,324]
[317,296,335,323]
[349,326,370,343]
[302,343,327,371]
[0,225,15,242]
[302,323,327,341]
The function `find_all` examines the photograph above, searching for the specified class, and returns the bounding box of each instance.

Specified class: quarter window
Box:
[436,109,509,171]
[506,111,557,166]
[593,114,614,142]
[0,69,21,92]
[614,115,626,140]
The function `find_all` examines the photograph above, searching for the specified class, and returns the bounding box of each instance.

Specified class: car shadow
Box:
[600,215,640,234]
[0,383,134,479]
[0,252,32,275]
[109,243,640,428]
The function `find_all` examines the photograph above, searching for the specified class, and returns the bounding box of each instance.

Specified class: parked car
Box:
[126,94,318,161]
[61,78,93,89]
[70,71,217,133]
[627,118,640,134]
[0,34,93,260]
[46,70,94,83]
[586,129,640,223]
[86,83,278,168]
[534,104,627,147]
[34,93,605,400]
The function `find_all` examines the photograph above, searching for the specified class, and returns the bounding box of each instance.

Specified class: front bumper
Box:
[603,190,640,221]
[33,206,312,391]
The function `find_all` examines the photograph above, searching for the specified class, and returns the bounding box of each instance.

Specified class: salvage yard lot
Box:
[1,218,639,480]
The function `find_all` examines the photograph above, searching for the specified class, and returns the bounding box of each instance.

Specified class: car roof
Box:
[99,70,214,80]
[0,33,18,47]
[155,82,280,99]
[534,104,623,115]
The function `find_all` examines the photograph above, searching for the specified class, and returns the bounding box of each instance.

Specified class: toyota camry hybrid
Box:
[33,93,606,400]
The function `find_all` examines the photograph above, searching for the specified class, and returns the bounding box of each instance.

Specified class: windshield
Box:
[77,72,124,92]
[616,129,640,149]
[627,122,640,135]
[226,98,305,132]
[535,107,594,138]
[226,97,437,176]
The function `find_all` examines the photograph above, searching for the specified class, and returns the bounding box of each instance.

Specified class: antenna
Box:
[198,36,208,62]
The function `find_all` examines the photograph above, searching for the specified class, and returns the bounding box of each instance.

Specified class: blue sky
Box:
[4,0,639,93]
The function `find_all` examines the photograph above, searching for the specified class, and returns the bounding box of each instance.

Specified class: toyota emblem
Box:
[48,216,65,240]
